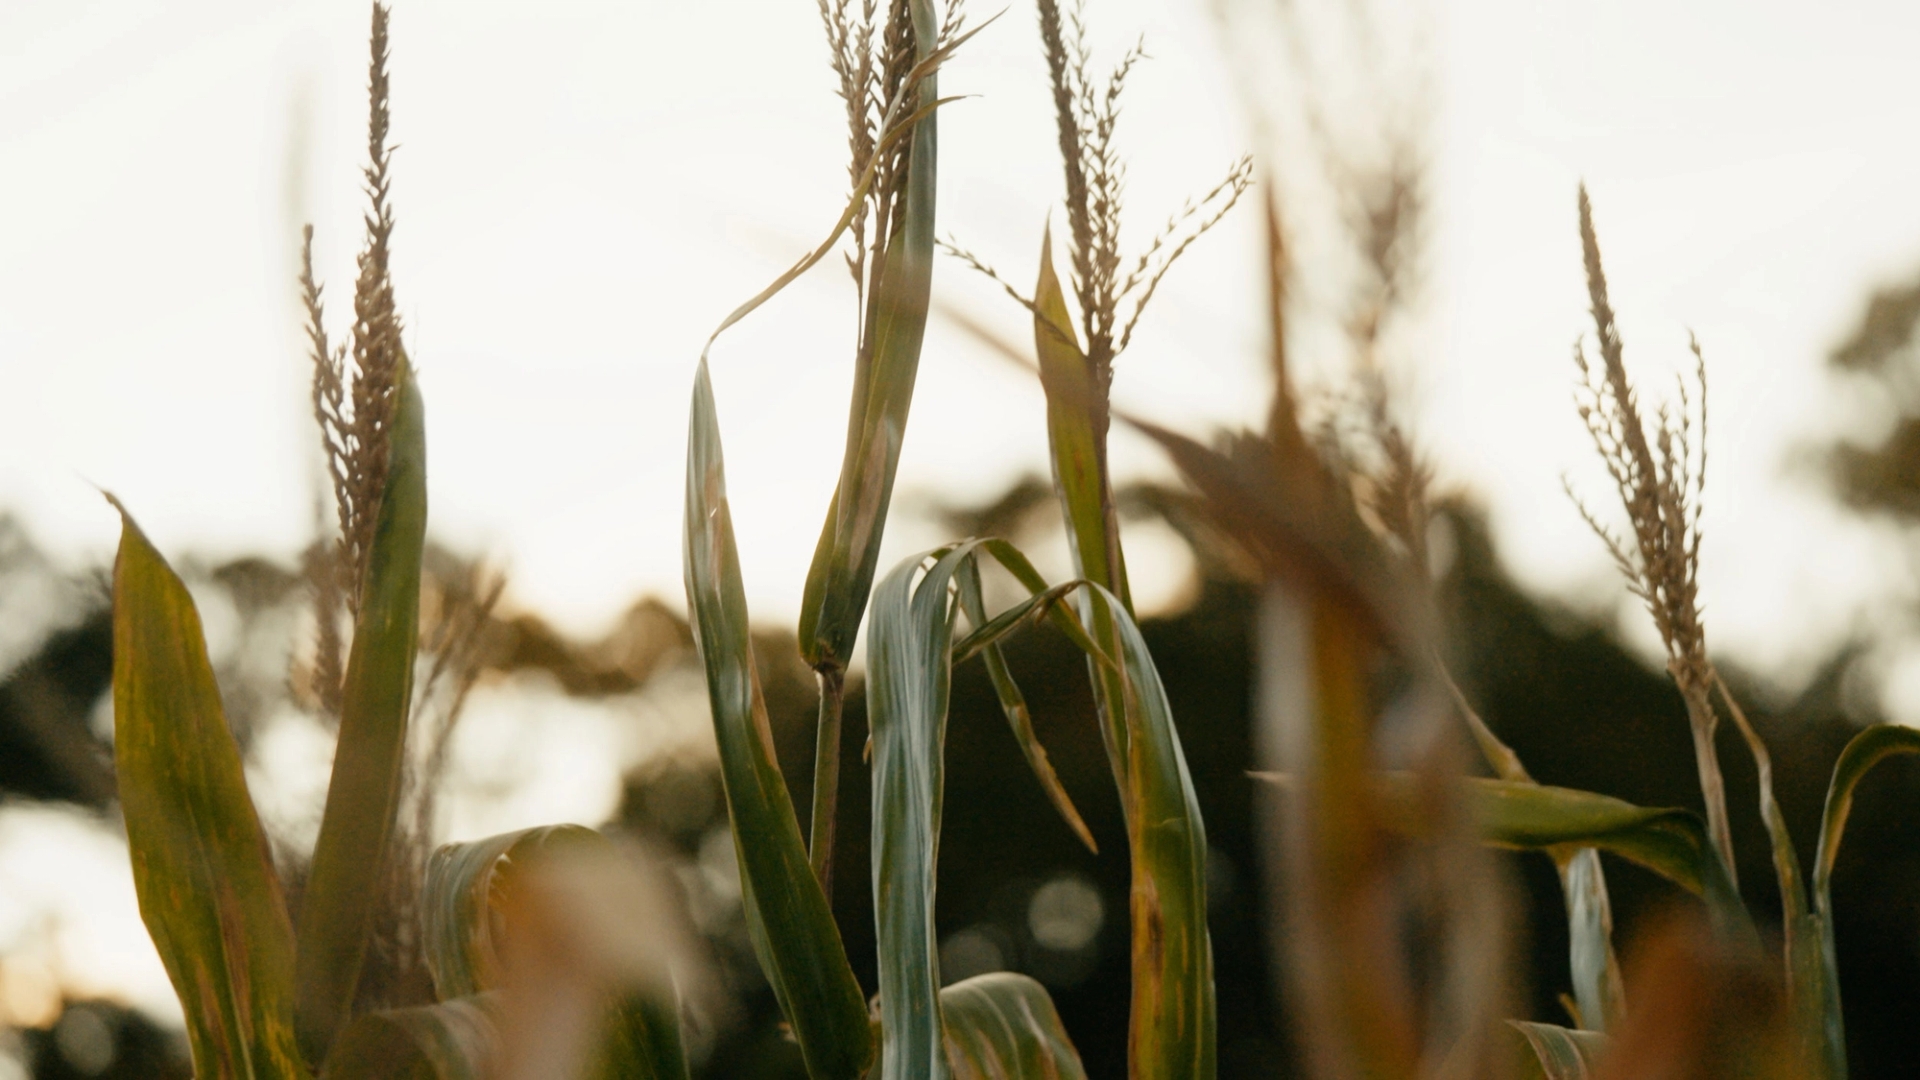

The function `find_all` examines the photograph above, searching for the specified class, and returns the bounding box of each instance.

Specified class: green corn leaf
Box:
[1268,771,1755,943]
[109,501,309,1080]
[1467,778,1752,942]
[869,544,1212,1080]
[1442,669,1623,1031]
[592,993,691,1080]
[683,361,873,1080]
[953,560,1096,853]
[296,360,429,1064]
[867,545,975,1080]
[1810,723,1920,1080]
[941,973,1088,1080]
[319,998,497,1080]
[1507,1020,1606,1080]
[799,0,942,673]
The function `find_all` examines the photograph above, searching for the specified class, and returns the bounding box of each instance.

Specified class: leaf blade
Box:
[1507,1020,1605,1080]
[296,360,429,1062]
[683,362,873,1080]
[867,544,976,1080]
[800,0,943,672]
[1810,723,1920,1080]
[953,560,1096,853]
[110,503,308,1079]
[319,998,498,1080]
[941,973,1089,1080]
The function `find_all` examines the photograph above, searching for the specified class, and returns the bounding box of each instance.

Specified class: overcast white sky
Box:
[4,0,1920,708]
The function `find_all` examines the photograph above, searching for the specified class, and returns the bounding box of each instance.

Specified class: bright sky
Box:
[4,0,1919,706]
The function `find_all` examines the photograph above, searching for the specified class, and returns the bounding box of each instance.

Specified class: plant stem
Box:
[1682,685,1739,890]
[809,665,846,898]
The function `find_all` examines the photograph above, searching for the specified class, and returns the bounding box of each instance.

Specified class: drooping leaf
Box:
[1507,1020,1606,1080]
[1810,723,1920,1080]
[1465,778,1751,943]
[110,502,308,1079]
[296,360,428,1063]
[975,542,1212,1079]
[953,559,1096,853]
[1442,669,1623,1031]
[941,972,1088,1080]
[798,0,943,674]
[318,998,497,1080]
[683,361,873,1080]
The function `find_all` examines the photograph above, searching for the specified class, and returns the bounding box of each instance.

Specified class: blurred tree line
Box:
[4,309,1920,1074]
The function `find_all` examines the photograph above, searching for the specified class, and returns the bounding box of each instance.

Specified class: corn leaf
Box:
[420,826,691,1080]
[1507,1020,1606,1080]
[1444,673,1623,1031]
[318,998,497,1080]
[1559,848,1624,1031]
[1077,585,1215,1080]
[683,361,873,1080]
[953,559,1096,853]
[1032,225,1127,609]
[295,361,429,1063]
[1810,723,1920,1080]
[867,545,974,1080]
[1466,778,1751,942]
[798,0,942,672]
[869,543,1212,1079]
[592,994,690,1080]
[972,543,1212,1078]
[110,504,309,1080]
[941,972,1088,1080]
[420,825,602,1000]
[1719,683,1829,1076]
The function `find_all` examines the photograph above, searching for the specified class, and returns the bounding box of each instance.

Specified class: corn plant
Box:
[102,4,1920,1080]
[108,8,694,1079]
[1165,179,1918,1078]
[685,0,1224,1074]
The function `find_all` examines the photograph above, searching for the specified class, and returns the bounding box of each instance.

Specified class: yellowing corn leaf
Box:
[296,360,429,1064]
[1031,225,1126,608]
[941,973,1088,1080]
[683,361,873,1080]
[110,503,308,1080]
